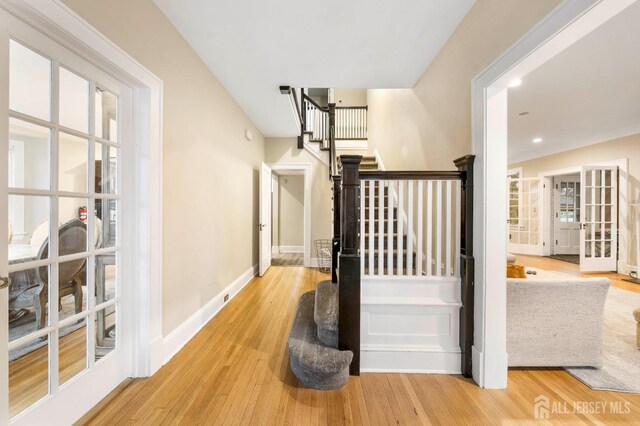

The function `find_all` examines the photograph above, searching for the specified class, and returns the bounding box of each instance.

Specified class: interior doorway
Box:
[552,173,581,259]
[271,173,305,267]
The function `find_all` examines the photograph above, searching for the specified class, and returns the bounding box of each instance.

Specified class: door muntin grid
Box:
[6,39,122,417]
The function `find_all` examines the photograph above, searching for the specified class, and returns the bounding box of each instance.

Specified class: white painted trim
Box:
[470,0,636,388]
[278,245,303,253]
[303,141,329,166]
[361,348,461,374]
[267,163,312,267]
[335,139,368,150]
[271,246,279,254]
[162,264,258,364]
[374,148,386,171]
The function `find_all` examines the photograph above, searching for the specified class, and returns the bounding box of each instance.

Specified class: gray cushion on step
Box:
[290,355,349,390]
[314,280,337,332]
[288,291,352,375]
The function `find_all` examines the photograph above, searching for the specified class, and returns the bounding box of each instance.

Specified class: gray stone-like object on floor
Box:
[288,291,352,390]
[314,280,338,348]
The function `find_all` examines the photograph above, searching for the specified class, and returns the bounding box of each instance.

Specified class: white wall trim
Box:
[470,0,626,388]
[303,141,329,166]
[278,245,303,253]
[361,347,461,374]
[267,163,312,267]
[335,139,368,150]
[162,264,258,364]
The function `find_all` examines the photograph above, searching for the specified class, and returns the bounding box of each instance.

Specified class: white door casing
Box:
[0,1,164,423]
[553,175,581,255]
[259,162,272,276]
[580,165,618,272]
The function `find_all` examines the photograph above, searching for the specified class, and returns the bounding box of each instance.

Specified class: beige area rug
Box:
[565,287,640,393]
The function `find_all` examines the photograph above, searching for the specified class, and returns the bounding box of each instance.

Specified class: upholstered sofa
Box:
[507,275,610,368]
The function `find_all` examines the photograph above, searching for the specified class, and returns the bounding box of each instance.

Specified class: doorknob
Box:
[0,276,10,290]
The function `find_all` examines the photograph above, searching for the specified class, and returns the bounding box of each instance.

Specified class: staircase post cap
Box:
[453,154,475,168]
[339,155,363,165]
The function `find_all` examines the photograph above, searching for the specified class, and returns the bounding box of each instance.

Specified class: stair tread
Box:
[314,281,337,332]
[288,291,352,374]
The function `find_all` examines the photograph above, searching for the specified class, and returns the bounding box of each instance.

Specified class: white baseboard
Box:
[162,263,258,364]
[279,245,303,253]
[271,246,279,254]
[361,345,461,374]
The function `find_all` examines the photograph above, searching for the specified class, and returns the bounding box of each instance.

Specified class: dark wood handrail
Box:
[335,106,368,110]
[291,87,303,126]
[302,93,329,112]
[359,170,464,181]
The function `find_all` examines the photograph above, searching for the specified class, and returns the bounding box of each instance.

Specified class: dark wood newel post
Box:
[331,175,342,284]
[454,155,475,378]
[338,155,362,376]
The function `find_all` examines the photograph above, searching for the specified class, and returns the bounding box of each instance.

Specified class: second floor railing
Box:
[335,106,367,140]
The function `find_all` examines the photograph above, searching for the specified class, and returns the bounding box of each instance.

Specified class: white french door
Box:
[259,163,272,276]
[507,177,542,255]
[580,165,618,272]
[1,8,133,424]
[553,175,581,255]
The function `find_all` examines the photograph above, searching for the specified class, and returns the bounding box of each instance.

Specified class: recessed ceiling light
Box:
[532,137,543,143]
[518,111,529,116]
[508,78,523,88]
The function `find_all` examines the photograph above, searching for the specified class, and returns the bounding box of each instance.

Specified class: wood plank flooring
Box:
[271,253,304,267]
[78,262,640,424]
[517,254,640,294]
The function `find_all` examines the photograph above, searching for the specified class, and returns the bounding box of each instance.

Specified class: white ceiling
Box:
[508,1,640,163]
[154,0,475,137]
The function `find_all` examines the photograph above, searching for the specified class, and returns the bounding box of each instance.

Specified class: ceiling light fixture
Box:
[508,78,523,88]
[532,137,543,143]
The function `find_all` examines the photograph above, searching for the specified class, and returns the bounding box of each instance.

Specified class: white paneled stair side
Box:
[359,177,463,374]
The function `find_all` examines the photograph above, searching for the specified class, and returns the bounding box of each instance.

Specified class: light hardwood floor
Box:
[76,262,640,425]
[517,254,640,294]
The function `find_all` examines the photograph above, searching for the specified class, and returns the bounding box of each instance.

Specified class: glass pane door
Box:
[4,37,124,420]
[580,166,618,272]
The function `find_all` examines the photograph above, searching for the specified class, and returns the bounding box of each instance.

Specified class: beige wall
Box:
[265,138,332,247]
[334,89,367,107]
[367,0,561,171]
[510,134,640,268]
[63,0,266,334]
[277,175,304,247]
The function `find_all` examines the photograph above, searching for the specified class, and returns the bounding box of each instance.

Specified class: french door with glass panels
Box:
[1,8,132,423]
[580,165,618,272]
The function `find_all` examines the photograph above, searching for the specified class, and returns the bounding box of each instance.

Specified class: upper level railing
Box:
[304,95,330,143]
[335,106,367,140]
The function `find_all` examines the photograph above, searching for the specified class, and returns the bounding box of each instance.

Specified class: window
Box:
[559,181,581,223]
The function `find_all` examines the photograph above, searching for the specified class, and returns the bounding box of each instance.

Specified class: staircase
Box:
[287,281,352,390]
[282,86,475,390]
